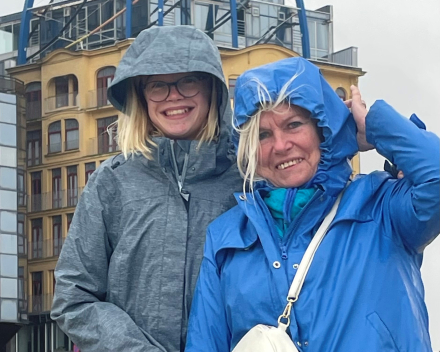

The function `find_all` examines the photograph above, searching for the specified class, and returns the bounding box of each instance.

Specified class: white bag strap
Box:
[278,189,345,328]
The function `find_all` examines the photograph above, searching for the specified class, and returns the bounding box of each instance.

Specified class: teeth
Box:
[277,159,303,170]
[165,108,189,116]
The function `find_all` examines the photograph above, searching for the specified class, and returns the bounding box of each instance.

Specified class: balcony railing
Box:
[28,237,66,260]
[45,92,79,113]
[328,47,358,67]
[87,136,119,156]
[65,139,79,151]
[87,88,112,109]
[29,294,53,314]
[27,150,42,167]
[27,188,84,212]
[26,100,42,120]
[48,142,62,154]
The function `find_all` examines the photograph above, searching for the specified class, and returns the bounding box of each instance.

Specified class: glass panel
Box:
[0,211,17,232]
[0,299,18,320]
[0,102,16,124]
[0,190,17,211]
[0,254,18,277]
[98,67,116,78]
[0,167,16,189]
[0,146,17,167]
[0,234,17,255]
[0,123,17,147]
[49,121,61,132]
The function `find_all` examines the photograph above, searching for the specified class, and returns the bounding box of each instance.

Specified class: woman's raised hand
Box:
[344,85,374,152]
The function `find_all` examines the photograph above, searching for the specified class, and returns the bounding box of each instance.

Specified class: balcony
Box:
[29,237,66,260]
[27,188,84,212]
[45,92,79,113]
[65,139,79,151]
[26,100,42,120]
[87,88,112,109]
[87,136,119,156]
[328,47,358,67]
[29,294,53,314]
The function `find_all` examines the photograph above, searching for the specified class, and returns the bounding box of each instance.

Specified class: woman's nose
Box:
[273,132,292,153]
[167,84,184,100]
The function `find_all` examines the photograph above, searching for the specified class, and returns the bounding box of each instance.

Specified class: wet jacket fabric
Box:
[186,58,440,352]
[51,26,242,352]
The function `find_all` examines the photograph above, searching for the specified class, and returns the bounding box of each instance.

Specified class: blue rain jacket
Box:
[186,58,440,352]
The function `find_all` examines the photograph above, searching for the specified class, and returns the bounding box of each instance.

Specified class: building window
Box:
[48,121,62,153]
[18,266,26,312]
[335,87,347,101]
[27,130,41,166]
[25,82,42,120]
[97,116,118,154]
[228,78,236,107]
[50,75,78,111]
[31,171,42,212]
[52,168,62,208]
[18,214,26,255]
[67,213,73,231]
[32,271,43,313]
[65,119,79,150]
[17,171,25,206]
[67,165,78,207]
[55,76,69,108]
[53,215,62,256]
[97,67,115,107]
[31,218,43,259]
[85,162,96,183]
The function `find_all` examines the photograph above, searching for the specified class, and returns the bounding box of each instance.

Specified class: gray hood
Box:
[108,25,229,125]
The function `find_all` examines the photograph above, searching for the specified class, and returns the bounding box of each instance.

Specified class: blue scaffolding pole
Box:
[229,0,238,48]
[18,0,35,65]
[126,0,132,38]
[158,0,164,26]
[295,0,310,58]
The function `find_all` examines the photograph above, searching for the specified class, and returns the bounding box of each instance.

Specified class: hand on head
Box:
[344,85,374,152]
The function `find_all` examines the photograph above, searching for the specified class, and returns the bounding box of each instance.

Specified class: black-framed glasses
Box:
[142,74,210,102]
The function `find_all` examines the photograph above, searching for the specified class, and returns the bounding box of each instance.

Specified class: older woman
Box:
[51,26,242,351]
[186,57,439,351]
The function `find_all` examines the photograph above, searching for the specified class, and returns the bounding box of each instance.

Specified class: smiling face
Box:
[257,103,321,188]
[142,72,212,140]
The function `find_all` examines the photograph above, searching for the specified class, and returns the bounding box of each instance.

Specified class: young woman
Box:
[186,57,439,351]
[51,26,242,352]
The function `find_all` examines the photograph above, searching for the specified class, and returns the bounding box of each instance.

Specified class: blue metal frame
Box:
[158,0,164,26]
[295,0,310,58]
[229,0,238,48]
[18,0,35,65]
[126,0,132,38]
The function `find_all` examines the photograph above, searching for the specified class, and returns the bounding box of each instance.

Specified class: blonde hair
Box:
[235,68,307,196]
[111,76,219,160]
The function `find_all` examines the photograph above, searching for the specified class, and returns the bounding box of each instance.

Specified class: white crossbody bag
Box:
[232,191,344,352]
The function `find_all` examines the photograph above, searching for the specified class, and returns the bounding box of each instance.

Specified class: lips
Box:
[276,158,303,170]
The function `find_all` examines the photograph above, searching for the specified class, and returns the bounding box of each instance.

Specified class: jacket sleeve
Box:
[366,100,440,252]
[51,167,163,352]
[185,230,231,352]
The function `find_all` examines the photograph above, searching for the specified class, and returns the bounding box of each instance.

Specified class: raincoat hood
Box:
[108,25,230,126]
[233,57,358,194]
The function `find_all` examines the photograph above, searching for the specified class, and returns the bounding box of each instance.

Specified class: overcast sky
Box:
[1,0,439,348]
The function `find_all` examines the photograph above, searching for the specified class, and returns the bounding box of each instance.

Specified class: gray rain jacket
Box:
[51,26,243,352]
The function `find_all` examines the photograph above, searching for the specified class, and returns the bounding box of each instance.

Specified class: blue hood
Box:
[233,57,358,195]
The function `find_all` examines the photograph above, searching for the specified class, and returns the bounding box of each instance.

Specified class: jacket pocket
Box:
[366,312,401,352]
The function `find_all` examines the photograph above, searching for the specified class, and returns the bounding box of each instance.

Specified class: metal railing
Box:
[329,47,358,67]
[87,88,112,109]
[0,75,25,95]
[29,294,53,314]
[48,142,62,154]
[26,100,42,120]
[45,92,79,112]
[27,187,84,212]
[87,136,119,156]
[65,139,79,151]
[29,237,66,260]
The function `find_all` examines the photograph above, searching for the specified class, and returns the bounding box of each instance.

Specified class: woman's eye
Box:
[259,131,270,140]
[287,121,303,129]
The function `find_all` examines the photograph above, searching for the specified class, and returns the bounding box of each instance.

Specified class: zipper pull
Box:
[281,245,288,260]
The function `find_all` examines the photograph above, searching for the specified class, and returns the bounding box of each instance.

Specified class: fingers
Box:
[344,99,352,108]
[350,84,362,103]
